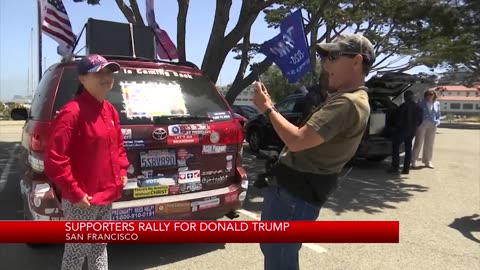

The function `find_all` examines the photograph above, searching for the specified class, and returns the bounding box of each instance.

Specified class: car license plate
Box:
[111,205,156,221]
[140,149,176,168]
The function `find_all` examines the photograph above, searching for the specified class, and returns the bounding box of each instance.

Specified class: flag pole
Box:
[38,0,43,83]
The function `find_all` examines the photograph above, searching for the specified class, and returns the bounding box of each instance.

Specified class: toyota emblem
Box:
[152,128,167,140]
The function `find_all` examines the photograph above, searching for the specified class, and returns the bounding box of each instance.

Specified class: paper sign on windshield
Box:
[120,81,188,118]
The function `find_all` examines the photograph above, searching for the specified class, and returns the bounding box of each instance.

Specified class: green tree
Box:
[261,65,297,102]
[226,0,478,103]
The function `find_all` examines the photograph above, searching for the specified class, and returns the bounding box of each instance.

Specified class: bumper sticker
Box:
[133,186,169,198]
[111,205,155,220]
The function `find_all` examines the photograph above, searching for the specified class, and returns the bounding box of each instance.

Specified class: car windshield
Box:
[53,67,231,124]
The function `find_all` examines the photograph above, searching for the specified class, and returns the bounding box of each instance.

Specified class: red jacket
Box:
[44,90,130,205]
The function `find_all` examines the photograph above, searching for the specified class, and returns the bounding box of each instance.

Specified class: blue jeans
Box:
[260,185,321,270]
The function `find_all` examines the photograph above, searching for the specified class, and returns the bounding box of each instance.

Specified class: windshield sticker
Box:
[121,68,194,79]
[208,111,232,120]
[120,81,188,118]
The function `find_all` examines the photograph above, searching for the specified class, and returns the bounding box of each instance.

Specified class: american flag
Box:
[39,0,76,50]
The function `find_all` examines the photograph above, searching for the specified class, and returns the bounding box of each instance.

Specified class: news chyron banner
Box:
[0,221,399,243]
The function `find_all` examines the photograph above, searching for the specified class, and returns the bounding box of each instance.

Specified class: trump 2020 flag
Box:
[259,10,312,83]
[145,0,179,60]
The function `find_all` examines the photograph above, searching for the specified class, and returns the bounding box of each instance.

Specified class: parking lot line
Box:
[237,209,328,254]
[0,143,19,192]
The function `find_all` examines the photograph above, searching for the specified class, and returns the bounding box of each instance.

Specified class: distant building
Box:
[218,85,255,106]
[433,85,480,116]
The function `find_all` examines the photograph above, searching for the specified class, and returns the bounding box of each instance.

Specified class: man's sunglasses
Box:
[319,52,369,64]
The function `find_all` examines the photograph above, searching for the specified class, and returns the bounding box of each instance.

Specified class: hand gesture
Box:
[121,176,128,186]
[74,194,92,207]
[253,81,274,113]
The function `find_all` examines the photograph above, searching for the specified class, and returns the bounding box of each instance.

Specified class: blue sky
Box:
[0,0,434,101]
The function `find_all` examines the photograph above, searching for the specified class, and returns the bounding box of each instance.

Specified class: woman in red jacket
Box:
[45,54,130,270]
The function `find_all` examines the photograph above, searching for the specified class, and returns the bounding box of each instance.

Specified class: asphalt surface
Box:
[0,121,478,270]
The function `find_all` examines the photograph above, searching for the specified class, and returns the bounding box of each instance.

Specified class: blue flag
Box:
[259,10,312,83]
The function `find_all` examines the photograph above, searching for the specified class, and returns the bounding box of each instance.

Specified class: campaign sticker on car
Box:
[140,149,176,168]
[202,145,227,154]
[137,176,176,187]
[178,170,201,184]
[111,205,156,221]
[167,135,200,145]
[208,111,232,120]
[133,186,169,198]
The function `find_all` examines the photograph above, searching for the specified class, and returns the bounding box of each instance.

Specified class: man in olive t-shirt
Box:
[253,34,375,270]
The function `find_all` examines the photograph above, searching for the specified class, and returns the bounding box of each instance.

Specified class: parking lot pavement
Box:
[0,123,478,270]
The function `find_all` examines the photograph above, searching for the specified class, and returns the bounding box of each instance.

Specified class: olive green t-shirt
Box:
[279,88,370,175]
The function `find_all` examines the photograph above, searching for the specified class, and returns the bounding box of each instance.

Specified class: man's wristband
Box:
[263,107,278,118]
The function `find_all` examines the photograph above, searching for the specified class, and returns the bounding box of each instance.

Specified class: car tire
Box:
[23,199,46,248]
[248,128,263,153]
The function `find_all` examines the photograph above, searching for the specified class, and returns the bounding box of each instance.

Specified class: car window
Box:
[53,67,231,124]
[233,106,242,114]
[30,68,61,121]
[243,106,259,115]
[275,99,296,113]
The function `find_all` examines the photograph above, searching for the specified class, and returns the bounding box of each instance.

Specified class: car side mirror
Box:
[10,108,29,120]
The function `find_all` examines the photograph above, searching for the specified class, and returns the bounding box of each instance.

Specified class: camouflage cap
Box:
[316,34,375,66]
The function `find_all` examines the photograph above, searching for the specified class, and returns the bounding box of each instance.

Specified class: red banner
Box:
[0,221,399,243]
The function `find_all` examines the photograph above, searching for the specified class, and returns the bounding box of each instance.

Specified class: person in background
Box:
[387,90,423,174]
[44,54,130,270]
[253,34,374,270]
[411,89,441,169]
